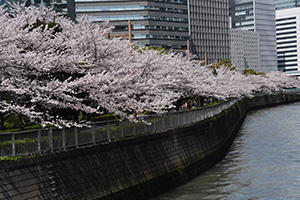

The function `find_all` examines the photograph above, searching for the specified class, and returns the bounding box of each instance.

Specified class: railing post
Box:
[107,122,111,142]
[170,113,173,128]
[92,123,96,145]
[177,112,180,126]
[37,130,41,153]
[75,127,78,148]
[144,122,147,134]
[183,111,186,125]
[49,129,53,153]
[62,128,66,151]
[11,133,16,156]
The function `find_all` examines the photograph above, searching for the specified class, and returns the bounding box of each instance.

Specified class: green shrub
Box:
[0,156,23,161]
[4,115,18,129]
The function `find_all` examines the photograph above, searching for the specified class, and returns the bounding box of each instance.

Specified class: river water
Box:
[154,102,300,200]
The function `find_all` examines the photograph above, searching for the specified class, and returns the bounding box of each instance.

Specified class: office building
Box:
[1,0,75,20]
[188,0,230,63]
[276,7,300,76]
[75,0,189,50]
[75,0,231,62]
[235,0,278,72]
[276,0,300,10]
[5,0,232,62]
[230,29,261,72]
[32,0,75,21]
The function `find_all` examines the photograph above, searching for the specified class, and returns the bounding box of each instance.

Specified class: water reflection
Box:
[154,102,300,200]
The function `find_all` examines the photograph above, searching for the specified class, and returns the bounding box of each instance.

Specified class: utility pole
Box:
[187,40,190,60]
[128,20,132,46]
[105,20,133,48]
[214,59,217,69]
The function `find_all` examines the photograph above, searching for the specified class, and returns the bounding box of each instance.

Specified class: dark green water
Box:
[154,102,300,200]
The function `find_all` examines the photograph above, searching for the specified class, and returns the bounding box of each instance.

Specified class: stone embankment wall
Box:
[0,93,299,200]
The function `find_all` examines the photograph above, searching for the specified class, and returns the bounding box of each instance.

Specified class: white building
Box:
[235,0,278,72]
[230,29,261,72]
[276,7,300,76]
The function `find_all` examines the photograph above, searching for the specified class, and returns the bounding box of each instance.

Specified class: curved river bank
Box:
[154,102,300,200]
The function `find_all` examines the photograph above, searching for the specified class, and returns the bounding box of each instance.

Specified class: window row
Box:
[114,24,188,31]
[133,34,189,40]
[76,5,187,13]
[91,15,187,22]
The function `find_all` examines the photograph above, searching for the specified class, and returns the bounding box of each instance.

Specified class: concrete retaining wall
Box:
[0,93,299,200]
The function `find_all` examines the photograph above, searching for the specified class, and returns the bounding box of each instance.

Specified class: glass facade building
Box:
[30,0,75,20]
[235,0,254,30]
[276,0,300,10]
[1,0,75,20]
[75,0,189,50]
[234,0,278,72]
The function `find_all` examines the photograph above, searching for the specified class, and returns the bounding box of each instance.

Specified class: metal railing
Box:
[0,98,238,157]
[283,88,300,93]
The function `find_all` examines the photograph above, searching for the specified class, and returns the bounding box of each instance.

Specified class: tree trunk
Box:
[18,114,25,131]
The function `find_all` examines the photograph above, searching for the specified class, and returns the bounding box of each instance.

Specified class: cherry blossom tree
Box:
[244,71,300,94]
[0,4,299,129]
[0,4,190,126]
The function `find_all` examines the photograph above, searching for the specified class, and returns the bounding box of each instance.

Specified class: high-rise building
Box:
[188,0,230,63]
[230,29,261,72]
[75,0,189,50]
[276,7,300,76]
[276,0,300,10]
[235,0,278,72]
[36,0,76,21]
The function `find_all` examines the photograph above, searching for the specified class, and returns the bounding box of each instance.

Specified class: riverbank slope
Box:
[0,93,299,200]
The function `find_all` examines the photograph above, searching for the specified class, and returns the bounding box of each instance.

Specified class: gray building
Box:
[235,0,278,72]
[188,0,230,63]
[276,0,300,10]
[230,29,261,72]
[75,0,232,62]
[75,0,189,50]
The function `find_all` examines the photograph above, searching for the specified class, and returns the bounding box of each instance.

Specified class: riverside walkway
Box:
[0,98,238,157]
[1,89,299,158]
